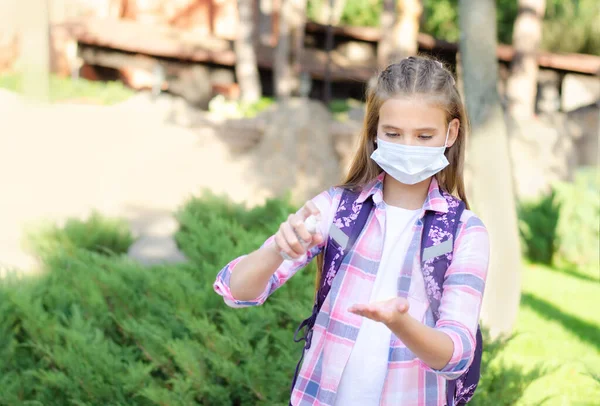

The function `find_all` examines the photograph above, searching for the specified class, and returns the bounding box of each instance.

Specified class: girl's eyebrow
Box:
[381,125,438,133]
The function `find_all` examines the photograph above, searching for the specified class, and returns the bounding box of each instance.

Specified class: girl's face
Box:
[377,97,460,148]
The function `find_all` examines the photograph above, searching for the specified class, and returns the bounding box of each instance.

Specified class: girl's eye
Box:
[385,132,400,138]
[418,134,434,140]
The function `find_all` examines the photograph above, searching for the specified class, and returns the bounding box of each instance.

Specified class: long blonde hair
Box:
[315,55,470,292]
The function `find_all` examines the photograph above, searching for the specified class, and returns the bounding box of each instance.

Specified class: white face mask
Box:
[370,126,451,185]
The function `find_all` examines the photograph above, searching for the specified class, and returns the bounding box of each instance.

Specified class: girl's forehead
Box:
[378,98,446,128]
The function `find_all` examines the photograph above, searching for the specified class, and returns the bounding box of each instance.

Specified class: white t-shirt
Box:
[334,203,428,406]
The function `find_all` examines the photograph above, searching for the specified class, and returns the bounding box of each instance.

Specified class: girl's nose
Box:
[402,137,418,147]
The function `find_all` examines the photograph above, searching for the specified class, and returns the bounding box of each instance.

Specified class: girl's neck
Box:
[382,174,431,210]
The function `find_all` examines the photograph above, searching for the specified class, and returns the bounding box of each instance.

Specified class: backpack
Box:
[290,188,483,406]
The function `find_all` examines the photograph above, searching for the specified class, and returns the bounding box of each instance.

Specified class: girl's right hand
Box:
[272,201,324,260]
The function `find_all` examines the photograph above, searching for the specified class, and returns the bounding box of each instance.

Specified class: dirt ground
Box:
[0,90,273,273]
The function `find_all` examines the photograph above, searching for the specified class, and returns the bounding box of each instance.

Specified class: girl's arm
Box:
[350,212,490,378]
[214,188,337,307]
[387,310,455,370]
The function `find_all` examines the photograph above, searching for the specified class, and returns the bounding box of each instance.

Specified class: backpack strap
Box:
[420,194,482,406]
[317,189,374,312]
[420,196,466,319]
[289,188,374,398]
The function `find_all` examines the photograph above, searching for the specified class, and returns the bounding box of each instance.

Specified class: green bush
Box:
[0,193,317,405]
[518,190,561,265]
[518,168,599,267]
[471,329,546,406]
[553,168,600,267]
[25,211,135,257]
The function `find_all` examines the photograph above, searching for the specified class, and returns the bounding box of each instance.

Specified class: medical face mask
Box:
[370,126,450,185]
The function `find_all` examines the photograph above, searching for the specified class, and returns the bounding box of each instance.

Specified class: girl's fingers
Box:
[289,214,312,244]
[281,220,306,255]
[275,232,298,260]
[349,303,387,322]
[349,304,372,316]
[303,200,321,217]
[308,232,324,248]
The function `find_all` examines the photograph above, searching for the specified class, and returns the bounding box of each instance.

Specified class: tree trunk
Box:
[458,0,522,338]
[290,0,307,95]
[20,0,50,102]
[258,0,275,47]
[377,0,395,68]
[274,0,294,98]
[379,0,421,66]
[392,0,421,61]
[506,0,546,119]
[235,0,261,103]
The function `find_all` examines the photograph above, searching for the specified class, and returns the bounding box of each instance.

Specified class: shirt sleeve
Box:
[422,211,490,380]
[213,187,339,308]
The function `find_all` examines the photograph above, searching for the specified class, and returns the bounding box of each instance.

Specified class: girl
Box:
[214,56,490,406]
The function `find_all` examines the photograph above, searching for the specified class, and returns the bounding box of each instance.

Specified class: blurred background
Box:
[0,0,598,405]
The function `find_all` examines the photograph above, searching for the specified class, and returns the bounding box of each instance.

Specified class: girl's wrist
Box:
[387,310,411,331]
[263,242,285,265]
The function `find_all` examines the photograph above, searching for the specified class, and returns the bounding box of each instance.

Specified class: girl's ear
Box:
[446,118,460,148]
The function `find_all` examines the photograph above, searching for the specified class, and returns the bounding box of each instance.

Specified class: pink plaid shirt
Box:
[214,175,490,406]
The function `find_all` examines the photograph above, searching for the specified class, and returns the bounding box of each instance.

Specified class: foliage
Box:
[307,0,382,27]
[542,0,600,56]
[307,0,600,55]
[471,329,546,406]
[0,193,315,405]
[327,98,364,122]
[24,211,135,257]
[423,0,600,54]
[553,168,600,268]
[422,0,461,43]
[518,168,599,267]
[422,0,519,47]
[2,192,598,404]
[339,0,382,27]
[0,73,134,105]
[328,98,353,114]
[208,94,275,119]
[518,190,561,265]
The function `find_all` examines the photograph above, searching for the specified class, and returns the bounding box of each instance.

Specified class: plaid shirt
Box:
[214,174,490,406]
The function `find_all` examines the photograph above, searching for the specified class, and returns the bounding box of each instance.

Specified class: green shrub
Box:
[518,168,599,267]
[471,329,546,406]
[553,168,600,268]
[518,190,561,265]
[25,211,135,257]
[0,193,317,405]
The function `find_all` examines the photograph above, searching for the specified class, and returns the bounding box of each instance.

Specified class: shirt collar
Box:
[356,173,449,214]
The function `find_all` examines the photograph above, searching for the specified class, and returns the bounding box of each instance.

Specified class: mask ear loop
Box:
[444,125,451,148]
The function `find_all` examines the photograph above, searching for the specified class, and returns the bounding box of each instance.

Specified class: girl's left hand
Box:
[348,297,410,326]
